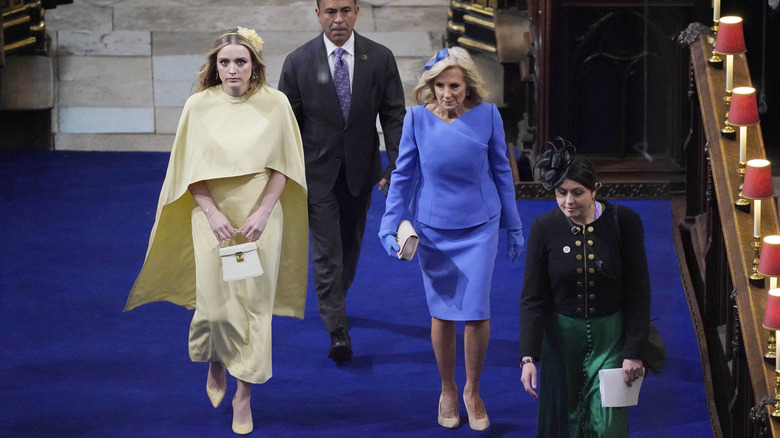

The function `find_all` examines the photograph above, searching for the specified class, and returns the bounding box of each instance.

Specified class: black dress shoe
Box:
[328,327,353,363]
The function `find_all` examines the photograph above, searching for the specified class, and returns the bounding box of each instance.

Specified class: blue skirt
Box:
[416,215,499,321]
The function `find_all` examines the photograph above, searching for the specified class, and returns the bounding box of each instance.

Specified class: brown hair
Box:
[197,29,267,95]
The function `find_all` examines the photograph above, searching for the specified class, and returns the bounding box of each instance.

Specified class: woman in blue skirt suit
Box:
[378,47,524,431]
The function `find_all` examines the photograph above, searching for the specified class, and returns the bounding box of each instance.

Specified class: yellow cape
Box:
[125,85,308,318]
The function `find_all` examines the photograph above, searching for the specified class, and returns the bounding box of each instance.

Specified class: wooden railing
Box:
[677,34,780,438]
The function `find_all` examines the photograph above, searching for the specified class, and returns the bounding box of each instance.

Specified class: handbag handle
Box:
[221,237,254,248]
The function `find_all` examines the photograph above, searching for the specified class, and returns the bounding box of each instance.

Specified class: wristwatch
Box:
[521,357,534,366]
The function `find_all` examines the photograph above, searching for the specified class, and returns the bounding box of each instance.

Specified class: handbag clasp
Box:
[235,252,244,262]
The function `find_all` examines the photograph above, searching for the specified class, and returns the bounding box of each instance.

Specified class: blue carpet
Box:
[0,151,711,437]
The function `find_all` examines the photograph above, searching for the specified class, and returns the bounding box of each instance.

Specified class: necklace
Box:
[436,105,464,124]
[441,109,459,120]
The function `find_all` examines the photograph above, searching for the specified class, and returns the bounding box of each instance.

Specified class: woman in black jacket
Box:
[519,138,650,437]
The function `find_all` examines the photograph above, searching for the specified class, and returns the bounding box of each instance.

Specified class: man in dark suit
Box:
[278,0,405,363]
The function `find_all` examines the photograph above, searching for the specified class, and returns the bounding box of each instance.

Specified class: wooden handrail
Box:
[688,34,780,436]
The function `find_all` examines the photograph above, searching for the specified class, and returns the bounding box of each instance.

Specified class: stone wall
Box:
[45,0,448,151]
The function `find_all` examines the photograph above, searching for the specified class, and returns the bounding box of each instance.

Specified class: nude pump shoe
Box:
[232,395,253,435]
[438,394,460,429]
[206,363,226,408]
[463,393,489,431]
[206,383,226,409]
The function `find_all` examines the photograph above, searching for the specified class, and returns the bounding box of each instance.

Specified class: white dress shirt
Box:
[323,33,355,93]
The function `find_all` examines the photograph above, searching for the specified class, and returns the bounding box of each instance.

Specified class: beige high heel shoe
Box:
[463,393,489,431]
[232,395,253,435]
[206,363,226,408]
[437,394,460,429]
[206,384,226,409]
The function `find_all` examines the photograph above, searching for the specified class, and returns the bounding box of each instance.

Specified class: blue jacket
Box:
[380,103,521,232]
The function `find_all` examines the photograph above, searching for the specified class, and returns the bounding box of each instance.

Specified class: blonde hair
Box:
[197,29,267,95]
[412,47,488,105]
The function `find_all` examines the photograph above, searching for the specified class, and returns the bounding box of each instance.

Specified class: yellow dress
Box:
[125,85,308,384]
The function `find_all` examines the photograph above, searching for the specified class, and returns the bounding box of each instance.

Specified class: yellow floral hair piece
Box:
[222,26,264,52]
[237,27,263,52]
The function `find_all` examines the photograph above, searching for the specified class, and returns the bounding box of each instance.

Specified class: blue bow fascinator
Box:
[424,48,450,71]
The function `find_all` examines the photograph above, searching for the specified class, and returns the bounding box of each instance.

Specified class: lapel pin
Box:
[361,55,368,61]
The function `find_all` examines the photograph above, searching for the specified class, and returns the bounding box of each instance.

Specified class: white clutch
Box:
[396,220,419,261]
[219,242,263,282]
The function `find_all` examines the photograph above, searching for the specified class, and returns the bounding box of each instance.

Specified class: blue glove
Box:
[379,231,400,257]
[507,227,524,262]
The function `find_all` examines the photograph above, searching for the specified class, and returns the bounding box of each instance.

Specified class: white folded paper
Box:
[598,368,643,408]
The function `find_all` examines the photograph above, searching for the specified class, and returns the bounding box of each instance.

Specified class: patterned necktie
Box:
[333,47,351,119]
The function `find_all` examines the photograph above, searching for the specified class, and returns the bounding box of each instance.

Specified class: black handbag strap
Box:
[613,203,620,240]
[613,205,622,280]
[613,203,664,372]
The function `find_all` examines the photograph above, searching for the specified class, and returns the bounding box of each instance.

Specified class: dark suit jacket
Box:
[278,32,406,199]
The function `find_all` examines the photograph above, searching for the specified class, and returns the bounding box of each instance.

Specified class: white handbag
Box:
[219,242,263,282]
[396,220,419,261]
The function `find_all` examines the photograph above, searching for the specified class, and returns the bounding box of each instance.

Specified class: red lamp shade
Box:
[764,289,780,330]
[742,159,774,200]
[715,16,746,55]
[759,236,780,276]
[728,87,760,126]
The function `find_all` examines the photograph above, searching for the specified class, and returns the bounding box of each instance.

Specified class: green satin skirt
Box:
[536,311,629,438]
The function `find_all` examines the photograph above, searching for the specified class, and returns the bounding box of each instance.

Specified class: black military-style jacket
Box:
[519,201,651,361]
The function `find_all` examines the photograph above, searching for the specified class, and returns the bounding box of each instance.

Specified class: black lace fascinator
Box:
[533,137,578,190]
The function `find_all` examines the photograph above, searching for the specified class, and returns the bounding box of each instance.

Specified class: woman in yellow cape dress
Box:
[125,27,307,435]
